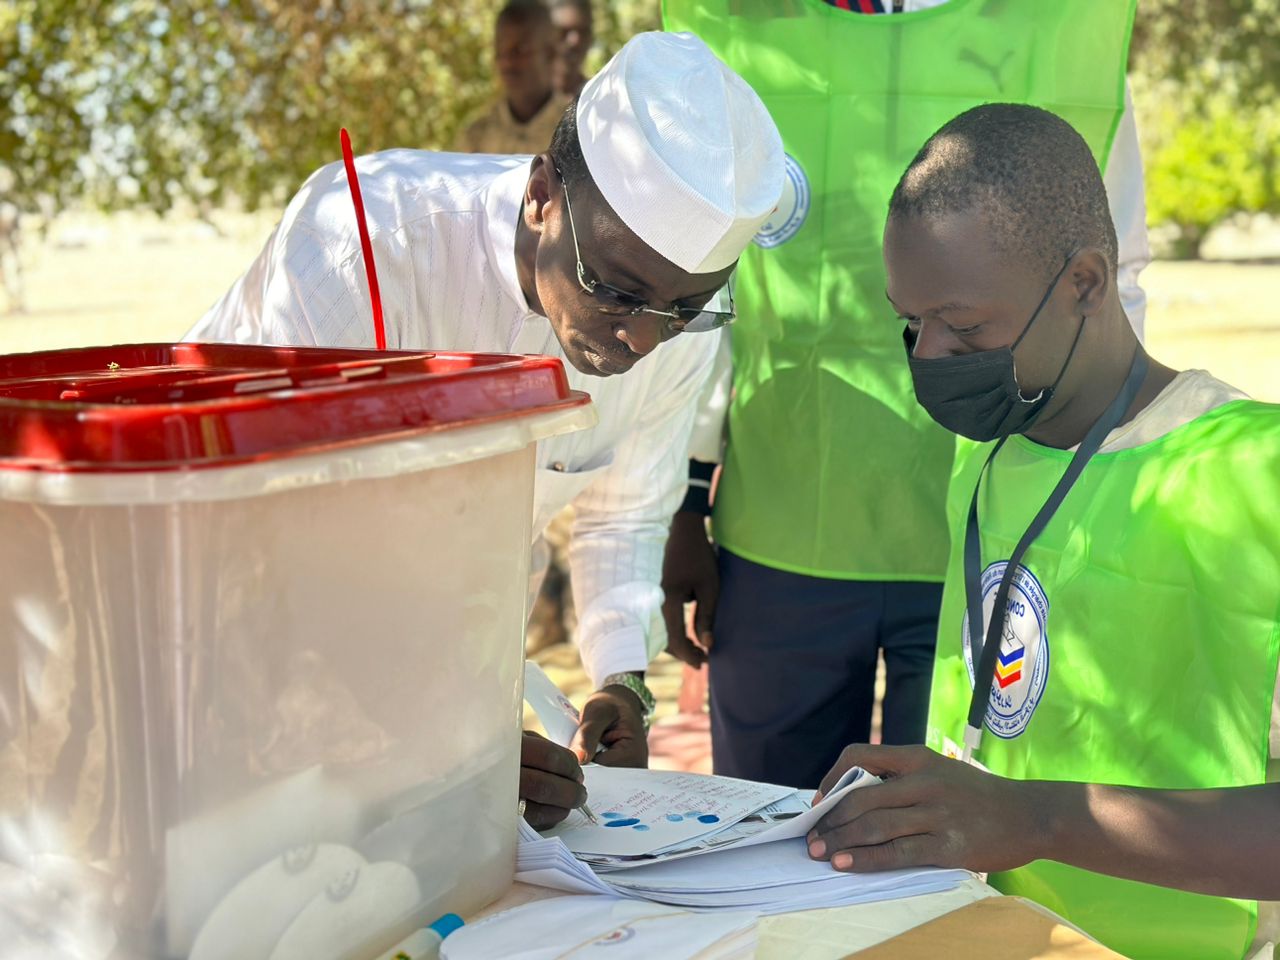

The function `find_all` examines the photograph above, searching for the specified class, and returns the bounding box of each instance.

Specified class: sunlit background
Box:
[2,1,1276,767]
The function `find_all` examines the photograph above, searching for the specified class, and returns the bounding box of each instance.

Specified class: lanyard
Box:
[960,348,1149,762]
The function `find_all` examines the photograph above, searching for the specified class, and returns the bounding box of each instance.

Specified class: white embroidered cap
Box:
[575,31,784,275]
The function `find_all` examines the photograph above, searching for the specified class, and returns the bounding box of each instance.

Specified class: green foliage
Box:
[3,0,500,213]
[1139,86,1278,250]
[593,2,661,70]
[0,1,659,215]
[1131,0,1280,110]
[1130,1,1280,252]
[4,0,1275,251]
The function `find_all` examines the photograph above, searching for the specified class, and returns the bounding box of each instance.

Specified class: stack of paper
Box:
[516,777,971,917]
[515,821,618,898]
[600,837,969,914]
[517,822,967,916]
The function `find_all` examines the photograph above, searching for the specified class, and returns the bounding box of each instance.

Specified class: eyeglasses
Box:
[560,178,735,335]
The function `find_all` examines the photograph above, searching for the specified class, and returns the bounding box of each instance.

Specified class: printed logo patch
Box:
[753,153,810,249]
[593,925,637,945]
[962,561,1050,739]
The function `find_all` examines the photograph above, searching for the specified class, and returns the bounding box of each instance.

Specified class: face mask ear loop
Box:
[1008,253,1078,403]
[1011,254,1075,352]
[1013,309,1087,405]
[1046,311,1088,395]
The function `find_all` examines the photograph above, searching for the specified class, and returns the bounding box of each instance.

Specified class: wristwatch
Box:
[601,672,656,731]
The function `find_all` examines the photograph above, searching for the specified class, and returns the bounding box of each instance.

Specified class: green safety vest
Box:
[927,400,1280,959]
[663,0,1135,580]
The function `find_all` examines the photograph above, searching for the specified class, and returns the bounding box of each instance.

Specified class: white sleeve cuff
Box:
[577,624,650,690]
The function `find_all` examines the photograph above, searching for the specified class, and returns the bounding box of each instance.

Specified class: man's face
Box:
[527,168,733,378]
[494,16,554,101]
[884,208,1078,397]
[552,5,593,72]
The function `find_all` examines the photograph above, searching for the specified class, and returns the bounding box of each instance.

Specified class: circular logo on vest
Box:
[753,153,810,249]
[961,561,1050,739]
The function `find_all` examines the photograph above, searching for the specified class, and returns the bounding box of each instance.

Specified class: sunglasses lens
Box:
[676,311,734,334]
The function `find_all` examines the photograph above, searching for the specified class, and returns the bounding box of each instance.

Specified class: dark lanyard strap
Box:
[961,348,1150,760]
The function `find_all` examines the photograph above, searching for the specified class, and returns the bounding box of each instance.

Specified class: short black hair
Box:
[547,96,595,191]
[497,0,551,29]
[887,103,1117,276]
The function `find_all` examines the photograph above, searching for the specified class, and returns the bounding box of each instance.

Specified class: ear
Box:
[1067,249,1111,317]
[524,155,558,235]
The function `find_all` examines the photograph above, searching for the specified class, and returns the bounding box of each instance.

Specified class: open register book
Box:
[520,661,971,914]
[516,765,971,915]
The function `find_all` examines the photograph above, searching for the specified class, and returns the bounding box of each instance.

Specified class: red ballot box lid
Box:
[0,343,589,472]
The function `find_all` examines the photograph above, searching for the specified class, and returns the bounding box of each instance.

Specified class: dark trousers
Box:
[708,549,942,789]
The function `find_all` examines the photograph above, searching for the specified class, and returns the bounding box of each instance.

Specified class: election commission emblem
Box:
[961,561,1050,739]
[753,153,810,249]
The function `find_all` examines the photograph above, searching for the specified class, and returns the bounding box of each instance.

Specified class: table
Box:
[471,876,1001,958]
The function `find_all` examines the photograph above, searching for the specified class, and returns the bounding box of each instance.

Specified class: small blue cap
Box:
[429,913,465,940]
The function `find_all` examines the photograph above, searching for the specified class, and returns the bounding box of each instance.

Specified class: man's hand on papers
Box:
[805,744,1036,876]
[521,731,587,830]
[661,511,719,668]
[572,687,650,769]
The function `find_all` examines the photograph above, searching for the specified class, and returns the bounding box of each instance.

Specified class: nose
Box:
[909,321,954,361]
[615,316,665,356]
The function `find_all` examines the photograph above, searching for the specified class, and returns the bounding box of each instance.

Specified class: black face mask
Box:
[906,257,1085,442]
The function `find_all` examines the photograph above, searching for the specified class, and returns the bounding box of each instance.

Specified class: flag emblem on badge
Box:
[962,561,1050,740]
[994,620,1024,689]
[994,646,1025,688]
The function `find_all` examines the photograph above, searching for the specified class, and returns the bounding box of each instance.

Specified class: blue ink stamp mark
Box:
[603,818,640,828]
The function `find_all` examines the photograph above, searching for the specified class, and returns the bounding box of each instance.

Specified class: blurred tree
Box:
[592,0,660,74]
[0,0,661,217]
[1130,0,1280,255]
[20,0,1275,247]
[1138,88,1279,257]
[4,1,486,213]
[1131,0,1279,108]
[0,2,433,215]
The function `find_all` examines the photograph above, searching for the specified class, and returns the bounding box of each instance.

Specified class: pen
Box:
[578,742,607,825]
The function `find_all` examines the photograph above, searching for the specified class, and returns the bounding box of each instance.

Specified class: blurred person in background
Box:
[455,0,565,155]
[551,0,594,97]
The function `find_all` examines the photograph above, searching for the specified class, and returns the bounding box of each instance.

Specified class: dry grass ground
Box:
[3,211,1276,771]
